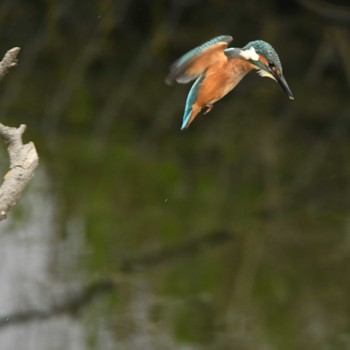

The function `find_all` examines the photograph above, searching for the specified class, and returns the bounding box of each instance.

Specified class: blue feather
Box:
[224,47,241,59]
[243,40,282,72]
[181,74,205,130]
[166,35,232,85]
[176,35,232,68]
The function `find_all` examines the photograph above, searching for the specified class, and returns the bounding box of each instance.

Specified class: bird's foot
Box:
[203,104,213,115]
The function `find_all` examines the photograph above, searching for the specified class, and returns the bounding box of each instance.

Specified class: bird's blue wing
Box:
[181,74,205,130]
[166,35,233,85]
[224,47,241,59]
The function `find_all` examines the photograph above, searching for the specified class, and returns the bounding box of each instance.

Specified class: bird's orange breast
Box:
[195,58,255,108]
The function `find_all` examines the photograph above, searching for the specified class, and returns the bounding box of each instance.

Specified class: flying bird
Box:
[166,35,294,130]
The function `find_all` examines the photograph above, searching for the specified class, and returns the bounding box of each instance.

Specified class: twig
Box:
[0,279,116,329]
[120,230,235,272]
[332,28,350,88]
[0,47,20,81]
[0,47,39,221]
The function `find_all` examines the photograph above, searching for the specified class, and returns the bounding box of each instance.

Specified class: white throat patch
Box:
[257,69,276,81]
[239,47,259,61]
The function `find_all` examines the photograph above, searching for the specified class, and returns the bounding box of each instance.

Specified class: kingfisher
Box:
[166,35,294,130]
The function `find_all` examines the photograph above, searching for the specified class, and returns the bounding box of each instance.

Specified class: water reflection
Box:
[0,169,86,350]
[1,139,350,349]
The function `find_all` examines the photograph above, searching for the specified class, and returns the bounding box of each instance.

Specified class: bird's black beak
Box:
[272,71,294,100]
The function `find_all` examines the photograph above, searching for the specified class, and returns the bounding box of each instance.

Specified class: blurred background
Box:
[0,0,350,349]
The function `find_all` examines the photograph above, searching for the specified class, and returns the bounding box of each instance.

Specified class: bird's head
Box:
[240,40,294,100]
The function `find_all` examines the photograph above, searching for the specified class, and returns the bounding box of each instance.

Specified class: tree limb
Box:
[0,47,20,81]
[0,279,116,329]
[120,230,235,272]
[0,124,39,221]
[0,47,39,221]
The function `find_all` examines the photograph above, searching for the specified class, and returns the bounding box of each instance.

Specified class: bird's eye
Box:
[268,62,275,68]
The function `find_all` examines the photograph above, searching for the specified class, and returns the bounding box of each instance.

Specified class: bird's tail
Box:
[181,104,201,130]
[181,75,204,130]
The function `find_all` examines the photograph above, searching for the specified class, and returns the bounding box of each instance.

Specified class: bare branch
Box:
[0,279,116,329]
[332,28,350,88]
[0,47,20,81]
[0,124,39,220]
[0,47,39,221]
[120,230,235,272]
[297,0,350,23]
